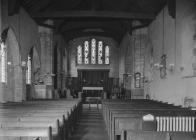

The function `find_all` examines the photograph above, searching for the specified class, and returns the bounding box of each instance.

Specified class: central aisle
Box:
[69,104,109,140]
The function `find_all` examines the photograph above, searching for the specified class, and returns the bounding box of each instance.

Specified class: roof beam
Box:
[60,21,125,33]
[37,23,55,29]
[62,30,122,43]
[131,24,149,30]
[31,10,155,20]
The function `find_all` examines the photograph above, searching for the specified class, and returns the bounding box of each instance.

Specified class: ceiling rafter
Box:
[37,23,55,29]
[63,30,122,43]
[60,21,125,33]
[62,26,122,36]
[20,0,167,42]
[58,17,128,33]
[31,10,155,20]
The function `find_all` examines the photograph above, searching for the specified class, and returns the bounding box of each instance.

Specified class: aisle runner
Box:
[70,104,109,140]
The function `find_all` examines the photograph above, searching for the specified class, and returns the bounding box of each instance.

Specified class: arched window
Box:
[77,45,82,64]
[98,41,103,64]
[76,38,110,65]
[91,39,96,64]
[105,46,110,64]
[84,41,89,64]
[26,55,31,84]
[0,42,7,83]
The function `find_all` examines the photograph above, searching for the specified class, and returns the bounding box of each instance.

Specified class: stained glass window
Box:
[91,39,96,64]
[0,42,7,83]
[98,41,103,64]
[84,41,89,64]
[76,39,110,65]
[105,46,109,64]
[26,55,31,84]
[77,45,82,64]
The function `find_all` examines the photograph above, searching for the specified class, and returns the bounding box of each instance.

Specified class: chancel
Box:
[0,0,196,140]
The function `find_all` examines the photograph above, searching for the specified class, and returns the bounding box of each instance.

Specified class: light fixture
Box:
[168,63,175,72]
[154,63,162,70]
[7,61,12,65]
[21,61,26,67]
[154,63,175,72]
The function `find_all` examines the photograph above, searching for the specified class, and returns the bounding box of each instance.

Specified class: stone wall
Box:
[145,0,196,107]
[119,33,129,84]
[119,31,147,98]
[39,25,53,86]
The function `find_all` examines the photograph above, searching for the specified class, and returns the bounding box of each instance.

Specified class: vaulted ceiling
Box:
[9,0,173,42]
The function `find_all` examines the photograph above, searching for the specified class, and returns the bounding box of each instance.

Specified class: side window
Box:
[26,54,32,84]
[0,42,7,83]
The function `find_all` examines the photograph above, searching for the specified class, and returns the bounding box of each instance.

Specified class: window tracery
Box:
[26,55,31,84]
[0,42,7,83]
[76,39,110,65]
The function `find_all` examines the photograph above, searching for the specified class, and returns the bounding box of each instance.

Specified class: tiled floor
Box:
[69,104,109,140]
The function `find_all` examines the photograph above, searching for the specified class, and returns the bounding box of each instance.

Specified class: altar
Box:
[82,87,104,109]
[82,87,103,97]
[82,87,103,91]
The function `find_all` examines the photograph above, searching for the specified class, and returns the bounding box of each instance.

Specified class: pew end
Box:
[121,129,196,140]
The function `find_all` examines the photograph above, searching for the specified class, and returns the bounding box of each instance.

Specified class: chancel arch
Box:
[69,36,118,77]
[68,36,119,98]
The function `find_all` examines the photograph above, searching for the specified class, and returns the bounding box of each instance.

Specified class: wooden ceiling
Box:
[9,0,171,42]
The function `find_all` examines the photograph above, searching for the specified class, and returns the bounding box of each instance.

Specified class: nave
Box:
[69,104,108,140]
[1,0,196,139]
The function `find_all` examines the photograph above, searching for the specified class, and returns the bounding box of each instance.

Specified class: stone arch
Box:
[26,45,41,100]
[5,27,23,102]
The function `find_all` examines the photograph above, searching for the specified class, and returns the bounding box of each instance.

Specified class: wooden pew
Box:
[112,110,196,140]
[0,127,52,140]
[0,99,82,140]
[103,103,185,139]
[102,99,195,140]
[121,130,196,140]
[0,110,68,139]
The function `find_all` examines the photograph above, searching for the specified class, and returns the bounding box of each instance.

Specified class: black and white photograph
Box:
[0,0,195,140]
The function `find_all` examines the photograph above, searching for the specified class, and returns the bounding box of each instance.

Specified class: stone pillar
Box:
[0,0,2,102]
[36,21,54,99]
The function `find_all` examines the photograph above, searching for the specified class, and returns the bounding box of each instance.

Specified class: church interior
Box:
[0,0,196,140]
